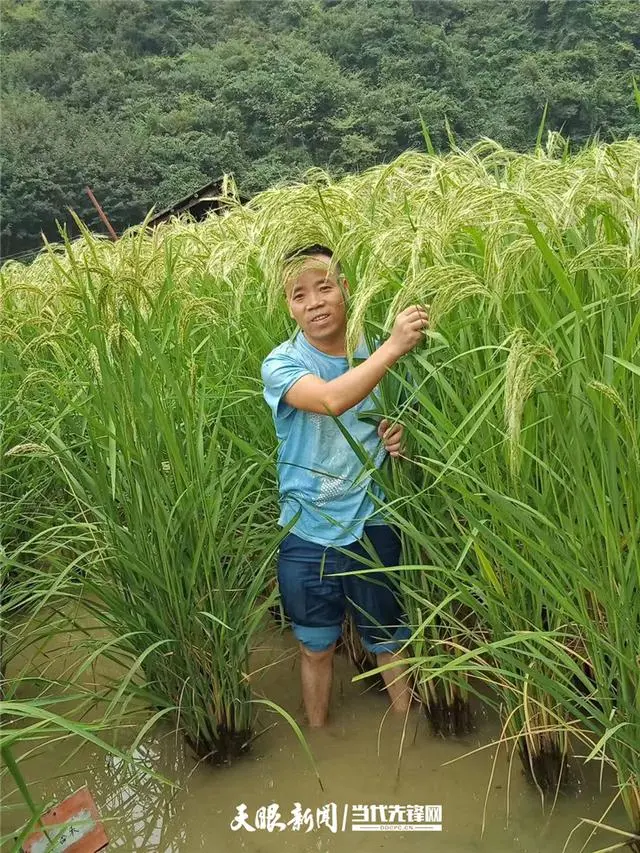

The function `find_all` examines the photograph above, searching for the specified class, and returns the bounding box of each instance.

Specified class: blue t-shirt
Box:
[261,333,387,546]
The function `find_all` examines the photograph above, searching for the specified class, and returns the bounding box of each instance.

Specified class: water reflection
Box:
[88,736,195,851]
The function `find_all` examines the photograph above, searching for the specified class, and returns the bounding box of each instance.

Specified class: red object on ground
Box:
[22,786,108,853]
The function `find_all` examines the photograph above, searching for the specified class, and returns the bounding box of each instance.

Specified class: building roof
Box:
[146,177,248,227]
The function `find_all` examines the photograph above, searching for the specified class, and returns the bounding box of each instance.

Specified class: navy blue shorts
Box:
[277,524,409,653]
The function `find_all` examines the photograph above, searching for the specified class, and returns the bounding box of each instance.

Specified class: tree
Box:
[1,0,638,258]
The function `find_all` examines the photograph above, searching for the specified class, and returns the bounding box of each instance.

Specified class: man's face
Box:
[286,255,347,345]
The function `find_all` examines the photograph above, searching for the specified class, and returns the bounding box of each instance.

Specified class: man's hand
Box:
[386,305,429,359]
[378,418,404,458]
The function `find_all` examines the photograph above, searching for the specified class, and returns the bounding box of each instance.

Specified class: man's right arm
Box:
[284,305,428,416]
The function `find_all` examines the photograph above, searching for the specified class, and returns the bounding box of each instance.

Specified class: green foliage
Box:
[1,0,639,258]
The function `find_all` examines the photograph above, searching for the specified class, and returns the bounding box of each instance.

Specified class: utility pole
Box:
[85,186,118,241]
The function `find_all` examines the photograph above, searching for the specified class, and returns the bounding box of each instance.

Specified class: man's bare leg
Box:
[299,643,336,727]
[377,649,412,713]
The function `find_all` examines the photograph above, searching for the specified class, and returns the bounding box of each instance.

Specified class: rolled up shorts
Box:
[277,524,410,654]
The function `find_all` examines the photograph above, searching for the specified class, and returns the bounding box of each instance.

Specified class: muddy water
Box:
[4,627,627,853]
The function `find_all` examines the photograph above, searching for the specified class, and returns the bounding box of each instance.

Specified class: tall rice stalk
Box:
[31,247,284,762]
[377,193,639,823]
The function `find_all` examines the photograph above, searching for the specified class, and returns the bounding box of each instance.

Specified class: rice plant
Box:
[10,249,284,763]
[362,152,640,827]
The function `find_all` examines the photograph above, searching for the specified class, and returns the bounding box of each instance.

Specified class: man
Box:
[261,245,428,726]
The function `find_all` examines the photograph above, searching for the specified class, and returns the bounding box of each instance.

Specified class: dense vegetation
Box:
[1,0,639,259]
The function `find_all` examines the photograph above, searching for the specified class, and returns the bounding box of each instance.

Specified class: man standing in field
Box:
[261,245,428,726]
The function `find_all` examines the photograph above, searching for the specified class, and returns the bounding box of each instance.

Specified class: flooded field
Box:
[3,627,626,853]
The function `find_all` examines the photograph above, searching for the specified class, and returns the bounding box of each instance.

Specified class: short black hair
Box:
[284,244,334,263]
[283,245,342,284]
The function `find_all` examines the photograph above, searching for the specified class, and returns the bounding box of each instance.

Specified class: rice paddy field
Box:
[1,133,639,852]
